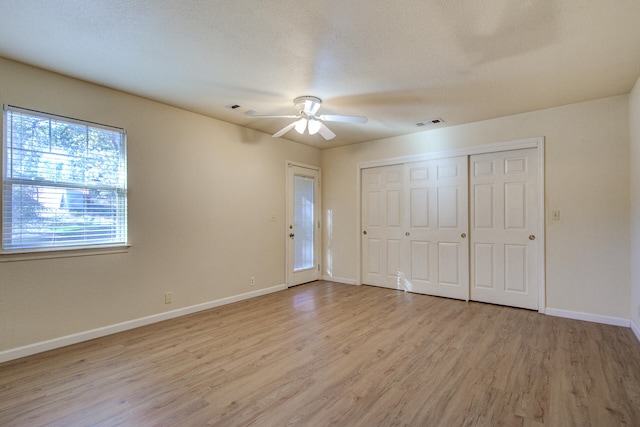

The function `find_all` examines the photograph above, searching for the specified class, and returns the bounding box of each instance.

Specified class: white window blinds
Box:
[2,106,127,253]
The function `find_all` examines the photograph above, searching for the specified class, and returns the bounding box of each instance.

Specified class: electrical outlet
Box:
[165,292,173,304]
[250,276,255,286]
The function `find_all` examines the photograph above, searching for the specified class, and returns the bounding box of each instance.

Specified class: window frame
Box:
[1,105,129,256]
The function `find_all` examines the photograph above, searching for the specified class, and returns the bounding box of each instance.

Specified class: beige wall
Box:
[322,95,631,319]
[0,58,321,353]
[630,76,640,332]
[1,55,636,357]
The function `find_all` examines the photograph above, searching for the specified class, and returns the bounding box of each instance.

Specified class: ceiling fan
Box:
[246,96,368,140]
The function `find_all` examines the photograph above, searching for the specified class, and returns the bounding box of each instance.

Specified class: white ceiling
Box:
[1,1,639,149]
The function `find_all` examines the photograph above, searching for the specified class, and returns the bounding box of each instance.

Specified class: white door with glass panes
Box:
[287,163,320,286]
[470,148,540,310]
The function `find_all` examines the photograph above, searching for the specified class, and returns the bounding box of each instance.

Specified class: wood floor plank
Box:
[1,281,639,426]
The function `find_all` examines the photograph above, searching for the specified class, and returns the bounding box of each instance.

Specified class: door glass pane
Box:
[294,175,314,271]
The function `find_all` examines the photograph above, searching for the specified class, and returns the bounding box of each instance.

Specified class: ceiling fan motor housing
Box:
[294,96,322,115]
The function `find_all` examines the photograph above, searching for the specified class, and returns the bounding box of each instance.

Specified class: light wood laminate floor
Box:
[1,281,640,426]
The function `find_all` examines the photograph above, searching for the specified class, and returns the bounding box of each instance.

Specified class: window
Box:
[2,106,127,253]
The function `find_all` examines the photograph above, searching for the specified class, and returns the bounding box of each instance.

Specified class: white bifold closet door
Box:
[362,156,469,300]
[470,148,540,310]
[362,148,541,310]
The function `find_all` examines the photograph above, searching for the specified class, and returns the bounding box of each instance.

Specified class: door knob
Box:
[529,235,535,240]
[461,233,467,238]
[363,230,367,235]
[405,232,410,237]
[289,233,295,238]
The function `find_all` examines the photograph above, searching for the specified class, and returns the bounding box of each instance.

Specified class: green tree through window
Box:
[2,106,127,252]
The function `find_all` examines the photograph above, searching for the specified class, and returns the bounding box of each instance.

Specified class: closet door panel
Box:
[470,148,539,310]
[401,156,469,300]
[362,165,404,289]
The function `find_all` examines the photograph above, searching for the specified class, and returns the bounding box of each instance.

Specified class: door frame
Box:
[356,137,546,313]
[286,161,321,287]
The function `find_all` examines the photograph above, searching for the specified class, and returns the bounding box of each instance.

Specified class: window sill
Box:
[0,245,131,262]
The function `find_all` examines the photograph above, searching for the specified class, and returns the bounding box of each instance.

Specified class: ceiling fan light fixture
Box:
[308,118,321,135]
[294,118,308,134]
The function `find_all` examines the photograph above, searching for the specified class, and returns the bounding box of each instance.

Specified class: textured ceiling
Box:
[1,0,639,149]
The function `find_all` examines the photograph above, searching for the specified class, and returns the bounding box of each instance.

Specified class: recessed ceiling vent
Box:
[225,104,254,115]
[416,118,444,127]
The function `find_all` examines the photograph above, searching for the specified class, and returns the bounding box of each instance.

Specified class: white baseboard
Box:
[0,284,287,364]
[632,319,640,343]
[545,307,631,328]
[321,275,358,285]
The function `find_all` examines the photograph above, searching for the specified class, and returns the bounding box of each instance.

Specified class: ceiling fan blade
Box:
[246,113,300,119]
[272,122,297,138]
[318,114,368,124]
[317,122,336,140]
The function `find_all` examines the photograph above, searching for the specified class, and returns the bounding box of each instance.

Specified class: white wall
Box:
[0,58,321,354]
[630,76,640,336]
[322,95,631,319]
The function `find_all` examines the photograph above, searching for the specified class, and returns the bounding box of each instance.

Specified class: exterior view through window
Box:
[2,106,127,253]
[293,175,314,271]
